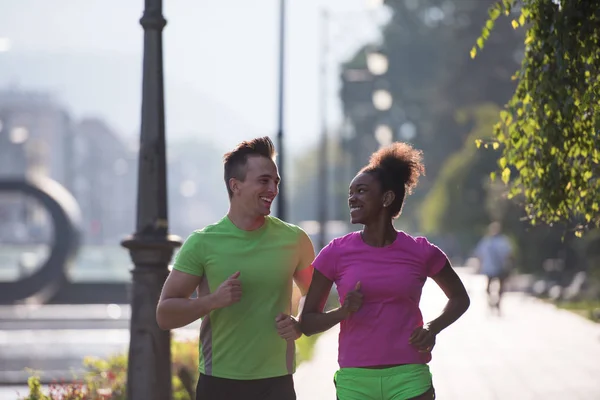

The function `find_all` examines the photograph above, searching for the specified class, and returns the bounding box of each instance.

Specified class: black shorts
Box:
[195,374,296,400]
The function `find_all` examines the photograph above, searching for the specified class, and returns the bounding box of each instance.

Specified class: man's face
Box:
[231,156,280,216]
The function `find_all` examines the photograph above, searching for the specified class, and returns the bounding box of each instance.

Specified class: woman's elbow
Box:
[459,293,471,312]
[298,316,313,336]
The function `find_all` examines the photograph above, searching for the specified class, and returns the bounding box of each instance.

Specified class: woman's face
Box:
[348,172,387,225]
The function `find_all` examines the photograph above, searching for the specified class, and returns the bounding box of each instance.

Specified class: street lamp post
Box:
[276,0,287,220]
[317,9,329,251]
[121,1,182,399]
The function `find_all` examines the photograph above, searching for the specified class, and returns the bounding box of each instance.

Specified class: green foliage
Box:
[21,375,48,400]
[555,299,600,322]
[83,354,127,399]
[475,0,600,233]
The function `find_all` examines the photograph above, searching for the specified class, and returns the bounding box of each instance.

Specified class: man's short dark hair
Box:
[223,136,277,198]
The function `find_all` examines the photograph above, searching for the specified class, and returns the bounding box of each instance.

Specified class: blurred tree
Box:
[420,104,501,254]
[338,0,523,228]
[474,0,600,233]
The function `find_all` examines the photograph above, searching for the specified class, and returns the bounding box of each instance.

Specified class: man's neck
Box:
[227,207,266,231]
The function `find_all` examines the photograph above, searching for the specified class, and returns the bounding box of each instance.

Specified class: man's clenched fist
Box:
[275,313,301,341]
[210,271,242,309]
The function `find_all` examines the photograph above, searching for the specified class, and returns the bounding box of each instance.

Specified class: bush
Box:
[19,375,89,400]
[19,339,200,400]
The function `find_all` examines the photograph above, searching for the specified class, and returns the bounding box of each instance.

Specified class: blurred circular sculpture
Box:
[0,176,81,304]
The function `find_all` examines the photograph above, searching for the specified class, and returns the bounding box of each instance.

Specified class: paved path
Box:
[295,270,600,400]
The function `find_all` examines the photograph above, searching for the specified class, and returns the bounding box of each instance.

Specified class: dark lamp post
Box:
[121,1,182,399]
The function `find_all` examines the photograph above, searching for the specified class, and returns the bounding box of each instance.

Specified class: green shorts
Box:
[333,364,434,400]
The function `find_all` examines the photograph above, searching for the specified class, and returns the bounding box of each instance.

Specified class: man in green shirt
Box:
[156,136,315,400]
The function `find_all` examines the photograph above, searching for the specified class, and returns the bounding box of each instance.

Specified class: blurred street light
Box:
[180,179,196,198]
[374,124,393,147]
[372,89,393,110]
[399,121,417,141]
[366,52,389,76]
[9,127,29,144]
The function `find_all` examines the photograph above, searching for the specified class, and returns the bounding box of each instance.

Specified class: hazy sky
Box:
[0,0,388,152]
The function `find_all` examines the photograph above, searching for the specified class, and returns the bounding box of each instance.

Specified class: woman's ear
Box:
[383,190,395,208]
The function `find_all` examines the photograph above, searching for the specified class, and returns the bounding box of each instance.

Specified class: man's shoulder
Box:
[180,219,230,250]
[192,217,230,235]
[266,216,304,236]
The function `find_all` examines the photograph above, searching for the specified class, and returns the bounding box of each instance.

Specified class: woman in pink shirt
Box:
[300,142,470,400]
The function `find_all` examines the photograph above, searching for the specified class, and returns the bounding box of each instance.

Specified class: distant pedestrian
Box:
[474,221,513,313]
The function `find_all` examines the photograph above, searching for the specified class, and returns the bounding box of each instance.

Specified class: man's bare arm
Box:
[156,270,215,330]
[156,269,242,330]
[293,265,314,315]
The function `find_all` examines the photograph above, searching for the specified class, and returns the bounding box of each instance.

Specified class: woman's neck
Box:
[361,220,397,247]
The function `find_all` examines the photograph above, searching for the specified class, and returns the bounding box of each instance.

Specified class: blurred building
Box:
[0,89,72,183]
[72,118,137,245]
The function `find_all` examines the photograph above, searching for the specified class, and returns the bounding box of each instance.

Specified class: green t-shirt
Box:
[173,215,315,380]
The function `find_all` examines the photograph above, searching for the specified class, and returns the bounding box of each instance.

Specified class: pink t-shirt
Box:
[312,231,447,368]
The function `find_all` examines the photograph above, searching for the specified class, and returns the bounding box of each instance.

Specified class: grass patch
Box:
[554,299,600,323]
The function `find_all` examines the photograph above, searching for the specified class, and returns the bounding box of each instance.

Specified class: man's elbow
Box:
[156,302,171,331]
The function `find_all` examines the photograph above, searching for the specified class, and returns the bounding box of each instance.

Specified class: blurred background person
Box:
[474,221,513,314]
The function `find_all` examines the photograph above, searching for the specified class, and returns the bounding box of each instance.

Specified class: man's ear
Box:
[229,178,239,195]
[383,191,395,208]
